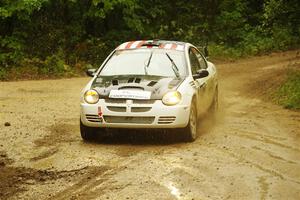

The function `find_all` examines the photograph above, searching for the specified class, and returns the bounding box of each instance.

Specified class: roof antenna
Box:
[142,39,160,47]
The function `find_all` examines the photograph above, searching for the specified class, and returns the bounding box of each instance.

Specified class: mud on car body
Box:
[80,40,218,142]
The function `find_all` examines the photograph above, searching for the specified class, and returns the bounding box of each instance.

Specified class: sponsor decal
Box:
[109,90,151,100]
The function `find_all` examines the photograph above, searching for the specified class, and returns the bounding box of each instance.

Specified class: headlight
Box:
[162,91,182,106]
[84,89,99,104]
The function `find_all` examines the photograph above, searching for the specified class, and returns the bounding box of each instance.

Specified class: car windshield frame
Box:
[98,48,188,78]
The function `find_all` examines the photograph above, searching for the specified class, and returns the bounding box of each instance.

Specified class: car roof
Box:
[116,40,189,52]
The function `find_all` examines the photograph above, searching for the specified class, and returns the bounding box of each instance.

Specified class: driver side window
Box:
[189,48,201,74]
[194,50,207,69]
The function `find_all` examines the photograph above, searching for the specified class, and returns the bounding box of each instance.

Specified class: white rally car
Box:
[80,40,218,142]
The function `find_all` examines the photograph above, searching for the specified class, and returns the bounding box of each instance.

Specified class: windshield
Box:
[99,49,187,77]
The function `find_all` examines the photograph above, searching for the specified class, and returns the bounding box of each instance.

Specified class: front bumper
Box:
[80,99,190,128]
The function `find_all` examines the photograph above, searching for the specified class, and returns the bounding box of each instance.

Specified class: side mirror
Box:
[193,69,209,79]
[86,68,97,77]
[204,46,209,58]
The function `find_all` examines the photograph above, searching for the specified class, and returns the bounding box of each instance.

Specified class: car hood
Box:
[91,75,185,99]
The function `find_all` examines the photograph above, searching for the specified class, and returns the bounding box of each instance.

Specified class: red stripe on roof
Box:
[171,44,177,49]
[125,41,135,49]
[159,44,165,49]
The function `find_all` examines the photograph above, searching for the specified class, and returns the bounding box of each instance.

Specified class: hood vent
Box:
[126,77,141,84]
[147,81,157,87]
[119,86,144,90]
[135,78,141,83]
[128,78,134,83]
[112,79,119,85]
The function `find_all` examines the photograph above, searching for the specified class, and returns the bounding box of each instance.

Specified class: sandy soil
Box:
[0,51,300,200]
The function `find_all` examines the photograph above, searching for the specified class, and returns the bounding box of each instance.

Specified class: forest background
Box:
[0,0,299,80]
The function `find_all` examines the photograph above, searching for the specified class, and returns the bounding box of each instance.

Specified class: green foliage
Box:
[209,44,242,60]
[0,67,7,80]
[42,51,65,75]
[0,0,48,19]
[0,0,300,80]
[215,0,247,46]
[275,70,300,110]
[0,36,23,66]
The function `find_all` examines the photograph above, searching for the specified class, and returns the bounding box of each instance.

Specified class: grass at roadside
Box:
[273,69,300,110]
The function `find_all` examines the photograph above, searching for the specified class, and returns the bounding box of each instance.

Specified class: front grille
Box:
[107,106,126,112]
[103,116,155,124]
[131,107,152,112]
[86,114,102,122]
[158,116,176,124]
[132,99,156,104]
[105,99,126,104]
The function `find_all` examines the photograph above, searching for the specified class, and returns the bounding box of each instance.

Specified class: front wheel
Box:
[183,100,198,142]
[80,120,98,141]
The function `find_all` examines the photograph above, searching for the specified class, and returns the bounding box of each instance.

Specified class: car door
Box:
[188,47,209,115]
[193,48,215,108]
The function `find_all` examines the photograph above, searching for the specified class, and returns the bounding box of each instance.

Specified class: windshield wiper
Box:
[144,51,153,75]
[165,53,180,78]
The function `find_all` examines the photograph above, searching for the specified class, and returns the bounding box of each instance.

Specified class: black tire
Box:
[183,100,198,142]
[80,120,97,141]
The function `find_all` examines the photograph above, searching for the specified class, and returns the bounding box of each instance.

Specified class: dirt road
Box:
[1,51,300,200]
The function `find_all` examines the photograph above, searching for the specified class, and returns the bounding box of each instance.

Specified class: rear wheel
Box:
[183,100,198,142]
[80,120,97,141]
